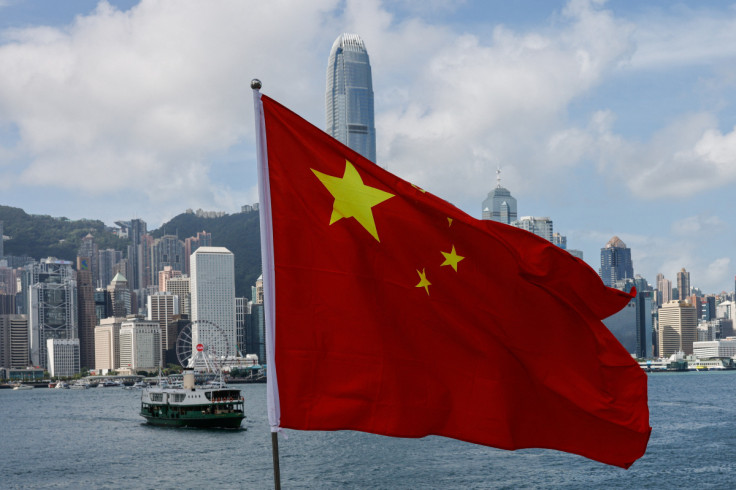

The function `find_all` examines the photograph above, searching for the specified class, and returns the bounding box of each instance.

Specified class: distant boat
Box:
[55,381,70,389]
[12,384,33,390]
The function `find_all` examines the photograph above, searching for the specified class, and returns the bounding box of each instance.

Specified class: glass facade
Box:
[599,236,634,287]
[326,33,376,163]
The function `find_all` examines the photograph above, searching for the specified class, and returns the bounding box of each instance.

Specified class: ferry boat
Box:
[12,383,34,390]
[140,369,244,429]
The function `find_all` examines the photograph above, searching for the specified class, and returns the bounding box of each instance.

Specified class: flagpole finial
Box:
[251,79,262,90]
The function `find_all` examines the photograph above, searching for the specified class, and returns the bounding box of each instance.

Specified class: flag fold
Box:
[256,92,651,469]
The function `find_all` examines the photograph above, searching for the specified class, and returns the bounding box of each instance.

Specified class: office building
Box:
[147,292,179,362]
[599,236,634,288]
[158,265,182,293]
[0,314,29,368]
[602,298,637,354]
[0,220,3,258]
[481,170,518,224]
[98,248,122,290]
[78,234,98,288]
[166,275,190,317]
[46,338,80,377]
[77,257,97,370]
[151,235,185,287]
[656,273,672,306]
[107,272,132,317]
[512,216,553,242]
[27,258,78,369]
[94,317,124,374]
[677,268,691,300]
[114,218,148,290]
[183,231,212,276]
[235,297,249,356]
[693,340,736,358]
[190,247,236,358]
[119,318,161,373]
[658,300,698,357]
[326,33,376,162]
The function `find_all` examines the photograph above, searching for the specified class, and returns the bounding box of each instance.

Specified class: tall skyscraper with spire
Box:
[326,33,376,163]
[482,169,517,224]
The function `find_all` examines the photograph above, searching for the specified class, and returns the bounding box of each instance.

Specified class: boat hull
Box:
[141,412,244,429]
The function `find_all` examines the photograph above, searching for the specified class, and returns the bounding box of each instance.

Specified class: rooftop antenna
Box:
[496,167,502,188]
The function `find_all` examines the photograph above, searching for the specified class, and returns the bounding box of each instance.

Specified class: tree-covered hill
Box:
[0,205,262,299]
[0,205,126,260]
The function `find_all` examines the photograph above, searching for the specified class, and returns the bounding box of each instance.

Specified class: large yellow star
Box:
[415,268,431,295]
[312,160,395,242]
[441,245,464,272]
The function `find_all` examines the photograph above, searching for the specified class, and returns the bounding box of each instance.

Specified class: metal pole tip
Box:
[251,79,262,90]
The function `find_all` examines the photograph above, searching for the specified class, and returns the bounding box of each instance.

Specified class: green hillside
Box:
[0,205,126,260]
[0,205,262,299]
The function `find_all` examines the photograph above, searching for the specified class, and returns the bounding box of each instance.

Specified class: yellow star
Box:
[415,268,431,295]
[441,245,464,272]
[411,184,426,193]
[312,160,395,242]
[447,217,453,227]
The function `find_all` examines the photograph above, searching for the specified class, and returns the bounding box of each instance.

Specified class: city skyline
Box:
[1,1,736,292]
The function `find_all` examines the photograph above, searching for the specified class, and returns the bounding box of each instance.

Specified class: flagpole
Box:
[252,78,282,490]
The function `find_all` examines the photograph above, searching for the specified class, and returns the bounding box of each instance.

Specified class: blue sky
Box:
[1,0,735,293]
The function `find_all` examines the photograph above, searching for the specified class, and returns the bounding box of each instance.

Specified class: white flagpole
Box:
[251,79,281,490]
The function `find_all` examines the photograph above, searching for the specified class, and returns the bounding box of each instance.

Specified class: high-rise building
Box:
[235,297,249,356]
[512,216,553,242]
[0,220,4,258]
[76,257,97,370]
[98,248,122,290]
[119,318,161,374]
[94,317,124,374]
[147,292,179,363]
[190,247,236,358]
[115,218,147,290]
[46,338,80,377]
[0,314,29,368]
[326,33,376,162]
[183,231,212,276]
[247,275,266,364]
[166,276,190,317]
[151,235,185,287]
[482,170,518,224]
[677,268,691,300]
[658,300,697,357]
[78,234,98,289]
[27,258,78,369]
[107,272,132,317]
[656,273,672,306]
[599,236,634,288]
[158,265,182,293]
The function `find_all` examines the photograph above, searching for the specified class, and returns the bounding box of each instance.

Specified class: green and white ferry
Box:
[140,342,245,431]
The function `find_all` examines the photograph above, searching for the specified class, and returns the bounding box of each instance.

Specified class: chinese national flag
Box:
[255,93,650,469]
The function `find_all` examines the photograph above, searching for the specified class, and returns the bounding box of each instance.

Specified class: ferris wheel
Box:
[175,320,230,369]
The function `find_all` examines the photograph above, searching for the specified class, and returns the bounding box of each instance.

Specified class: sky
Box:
[1,0,736,293]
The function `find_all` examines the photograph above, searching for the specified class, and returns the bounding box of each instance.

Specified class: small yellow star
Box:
[312,160,395,242]
[411,184,426,193]
[447,217,453,227]
[441,245,464,272]
[415,268,431,295]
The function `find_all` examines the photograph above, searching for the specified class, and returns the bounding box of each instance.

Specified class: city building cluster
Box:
[0,217,267,381]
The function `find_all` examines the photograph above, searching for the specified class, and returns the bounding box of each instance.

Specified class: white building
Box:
[94,317,125,374]
[693,340,736,359]
[190,247,236,358]
[511,216,553,242]
[119,318,161,374]
[166,276,190,317]
[46,338,80,377]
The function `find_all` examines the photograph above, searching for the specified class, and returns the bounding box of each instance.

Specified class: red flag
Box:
[254,92,650,468]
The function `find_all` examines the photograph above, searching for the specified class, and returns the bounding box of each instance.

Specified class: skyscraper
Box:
[599,236,634,287]
[326,33,376,162]
[27,258,78,369]
[76,256,97,370]
[512,216,553,242]
[190,247,236,358]
[482,169,518,224]
[677,268,691,300]
[658,300,697,357]
[0,220,4,258]
[151,235,185,286]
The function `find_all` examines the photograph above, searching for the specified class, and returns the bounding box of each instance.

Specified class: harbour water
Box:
[2,371,736,489]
